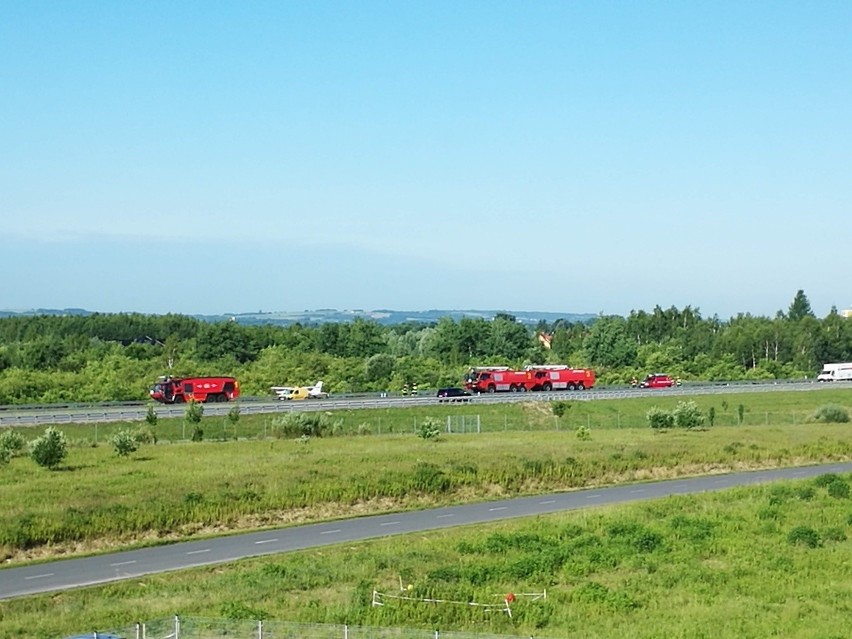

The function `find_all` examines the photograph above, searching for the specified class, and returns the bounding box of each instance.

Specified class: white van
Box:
[817,363,852,382]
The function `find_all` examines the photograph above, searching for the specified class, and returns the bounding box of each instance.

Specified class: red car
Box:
[638,374,675,388]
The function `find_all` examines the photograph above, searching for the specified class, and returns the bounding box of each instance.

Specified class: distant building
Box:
[841,308,852,319]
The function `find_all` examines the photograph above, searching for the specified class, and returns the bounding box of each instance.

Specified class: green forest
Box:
[0,290,850,405]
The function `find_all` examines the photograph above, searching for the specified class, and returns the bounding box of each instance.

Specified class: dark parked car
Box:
[436,387,473,403]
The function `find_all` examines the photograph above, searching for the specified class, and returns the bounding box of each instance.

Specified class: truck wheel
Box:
[488,385,496,393]
[542,382,552,392]
[567,383,576,391]
[576,382,585,390]
[173,396,185,404]
[509,385,517,392]
[518,385,527,392]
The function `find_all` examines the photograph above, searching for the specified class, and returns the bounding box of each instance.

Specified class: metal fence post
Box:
[344,623,349,639]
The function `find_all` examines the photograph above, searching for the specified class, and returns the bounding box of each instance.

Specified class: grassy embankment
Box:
[2,473,852,639]
[1,388,850,565]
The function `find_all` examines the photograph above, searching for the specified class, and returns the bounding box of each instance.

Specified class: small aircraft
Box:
[271,380,328,401]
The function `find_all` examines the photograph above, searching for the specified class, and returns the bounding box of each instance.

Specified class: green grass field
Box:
[1,389,851,563]
[2,473,851,639]
[1,388,851,638]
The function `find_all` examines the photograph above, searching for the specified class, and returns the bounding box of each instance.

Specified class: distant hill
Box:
[0,308,597,327]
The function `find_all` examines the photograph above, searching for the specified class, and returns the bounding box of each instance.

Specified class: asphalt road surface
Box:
[2,461,851,601]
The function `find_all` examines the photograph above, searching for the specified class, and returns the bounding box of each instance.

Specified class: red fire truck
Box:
[523,365,596,391]
[149,376,240,404]
[465,365,595,393]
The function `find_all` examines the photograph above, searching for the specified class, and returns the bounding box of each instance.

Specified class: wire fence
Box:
[36,406,825,446]
[79,618,546,639]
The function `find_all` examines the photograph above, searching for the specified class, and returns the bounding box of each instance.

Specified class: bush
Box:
[826,480,850,499]
[576,424,591,440]
[133,426,158,444]
[417,418,442,440]
[191,425,204,442]
[0,447,10,466]
[787,526,821,548]
[110,429,139,457]
[673,401,705,429]
[551,401,572,418]
[145,404,158,426]
[812,404,850,423]
[272,412,332,438]
[227,404,241,425]
[646,407,674,429]
[29,426,68,469]
[0,429,26,456]
[814,473,841,488]
[185,400,204,424]
[356,423,372,436]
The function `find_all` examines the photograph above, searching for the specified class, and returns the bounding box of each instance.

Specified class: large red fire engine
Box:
[464,365,595,393]
[149,376,240,404]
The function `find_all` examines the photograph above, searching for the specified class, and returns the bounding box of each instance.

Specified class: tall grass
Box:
[2,474,851,639]
[1,389,850,563]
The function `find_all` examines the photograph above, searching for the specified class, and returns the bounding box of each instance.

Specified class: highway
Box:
[0,380,834,427]
[2,460,851,600]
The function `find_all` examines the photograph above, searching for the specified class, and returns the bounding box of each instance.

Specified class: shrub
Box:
[227,404,241,425]
[814,473,842,488]
[576,424,591,440]
[0,429,26,456]
[221,601,269,621]
[787,526,821,548]
[191,425,204,442]
[812,404,850,423]
[796,486,816,501]
[0,447,10,466]
[356,423,372,436]
[185,400,204,424]
[29,426,68,469]
[145,404,158,426]
[417,418,442,440]
[646,407,674,429]
[551,401,572,418]
[110,429,139,457]
[826,480,850,499]
[272,412,332,438]
[133,426,157,444]
[708,406,716,427]
[673,401,705,429]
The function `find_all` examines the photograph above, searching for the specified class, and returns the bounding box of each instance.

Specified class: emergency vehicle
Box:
[149,376,240,404]
[464,365,595,393]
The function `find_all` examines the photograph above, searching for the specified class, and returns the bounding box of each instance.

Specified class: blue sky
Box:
[2,1,850,319]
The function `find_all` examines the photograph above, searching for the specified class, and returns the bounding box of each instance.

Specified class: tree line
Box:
[0,291,849,404]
